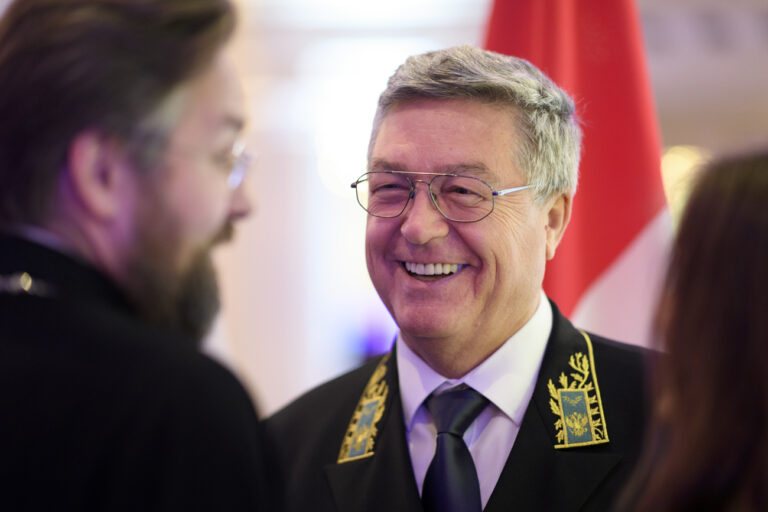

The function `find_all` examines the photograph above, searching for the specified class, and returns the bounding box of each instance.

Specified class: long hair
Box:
[620,148,768,511]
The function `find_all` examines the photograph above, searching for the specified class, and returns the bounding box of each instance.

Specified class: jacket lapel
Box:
[324,303,623,512]
[485,303,622,512]
[323,351,423,512]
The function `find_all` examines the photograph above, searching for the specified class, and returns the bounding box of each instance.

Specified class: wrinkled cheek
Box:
[364,243,375,278]
[364,249,389,304]
[364,220,387,283]
[364,245,395,312]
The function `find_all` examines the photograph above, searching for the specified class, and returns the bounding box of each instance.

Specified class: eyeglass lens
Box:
[227,141,249,189]
[355,172,495,222]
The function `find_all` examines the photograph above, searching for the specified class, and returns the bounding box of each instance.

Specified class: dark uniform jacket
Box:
[265,301,650,512]
[0,235,269,511]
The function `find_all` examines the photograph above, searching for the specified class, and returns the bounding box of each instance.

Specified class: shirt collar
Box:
[1,223,76,257]
[397,290,553,430]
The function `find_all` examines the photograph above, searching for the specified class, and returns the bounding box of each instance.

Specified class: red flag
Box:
[485,0,670,345]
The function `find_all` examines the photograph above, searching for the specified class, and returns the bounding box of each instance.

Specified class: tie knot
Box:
[426,386,488,436]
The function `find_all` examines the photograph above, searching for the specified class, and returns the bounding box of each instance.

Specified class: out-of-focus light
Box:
[256,0,489,30]
[661,145,710,225]
[305,38,438,198]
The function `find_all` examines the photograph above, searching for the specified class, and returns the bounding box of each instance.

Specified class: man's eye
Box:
[446,185,481,196]
[371,182,408,193]
[211,151,233,169]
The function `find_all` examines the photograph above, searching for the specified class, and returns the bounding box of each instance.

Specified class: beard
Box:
[124,209,234,348]
[170,246,221,345]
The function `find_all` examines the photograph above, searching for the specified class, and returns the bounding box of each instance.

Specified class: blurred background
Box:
[216,0,768,414]
[2,0,766,414]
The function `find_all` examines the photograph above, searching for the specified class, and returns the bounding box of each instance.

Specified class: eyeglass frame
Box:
[225,140,251,190]
[127,126,251,190]
[350,170,531,223]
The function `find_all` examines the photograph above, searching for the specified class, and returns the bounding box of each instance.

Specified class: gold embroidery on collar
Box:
[548,331,610,449]
[337,352,390,463]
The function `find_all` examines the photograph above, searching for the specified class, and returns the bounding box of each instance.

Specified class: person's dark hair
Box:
[619,148,768,512]
[0,0,235,225]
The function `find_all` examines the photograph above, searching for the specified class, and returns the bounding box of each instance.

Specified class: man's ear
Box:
[64,131,130,221]
[545,193,572,260]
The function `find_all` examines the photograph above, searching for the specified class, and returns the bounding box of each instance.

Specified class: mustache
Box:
[212,221,235,246]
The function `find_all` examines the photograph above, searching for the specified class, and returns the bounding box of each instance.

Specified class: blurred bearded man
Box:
[0,0,269,509]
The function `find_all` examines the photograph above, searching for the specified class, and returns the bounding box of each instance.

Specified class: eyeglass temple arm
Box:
[493,185,531,197]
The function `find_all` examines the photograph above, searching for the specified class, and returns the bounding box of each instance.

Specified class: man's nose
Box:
[228,180,253,220]
[399,182,450,245]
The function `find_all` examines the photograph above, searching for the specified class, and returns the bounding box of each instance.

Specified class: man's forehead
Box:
[156,53,245,144]
[189,53,244,123]
[371,98,519,172]
[369,157,499,181]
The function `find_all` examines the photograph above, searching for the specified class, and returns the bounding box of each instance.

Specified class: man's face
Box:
[366,98,565,364]
[127,52,251,343]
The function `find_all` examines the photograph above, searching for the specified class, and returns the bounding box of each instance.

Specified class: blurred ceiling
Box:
[1,0,764,151]
[237,0,768,153]
[640,0,768,150]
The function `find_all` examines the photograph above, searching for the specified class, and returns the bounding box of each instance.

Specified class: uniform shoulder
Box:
[590,332,653,353]
[587,332,656,368]
[73,300,261,427]
[262,355,387,501]
[267,355,383,428]
[585,333,654,410]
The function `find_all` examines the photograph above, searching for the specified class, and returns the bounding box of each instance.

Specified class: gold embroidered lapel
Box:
[547,331,609,449]
[337,352,391,463]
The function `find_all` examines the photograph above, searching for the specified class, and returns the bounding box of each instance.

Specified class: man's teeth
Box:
[404,262,465,276]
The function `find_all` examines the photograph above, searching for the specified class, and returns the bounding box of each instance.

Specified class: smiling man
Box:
[0,0,268,510]
[267,45,650,512]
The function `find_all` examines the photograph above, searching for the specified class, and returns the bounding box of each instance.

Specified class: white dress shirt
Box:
[396,290,553,508]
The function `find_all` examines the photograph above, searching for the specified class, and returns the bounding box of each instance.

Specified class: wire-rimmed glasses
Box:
[351,171,530,223]
[225,140,251,189]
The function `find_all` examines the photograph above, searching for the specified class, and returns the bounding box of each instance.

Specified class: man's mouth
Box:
[213,222,235,245]
[402,261,467,279]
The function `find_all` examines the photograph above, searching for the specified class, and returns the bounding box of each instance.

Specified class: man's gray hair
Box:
[368,45,581,201]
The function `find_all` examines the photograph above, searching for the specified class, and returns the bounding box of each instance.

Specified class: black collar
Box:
[0,234,133,312]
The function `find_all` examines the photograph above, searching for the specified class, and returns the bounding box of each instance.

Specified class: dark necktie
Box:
[421,386,489,512]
